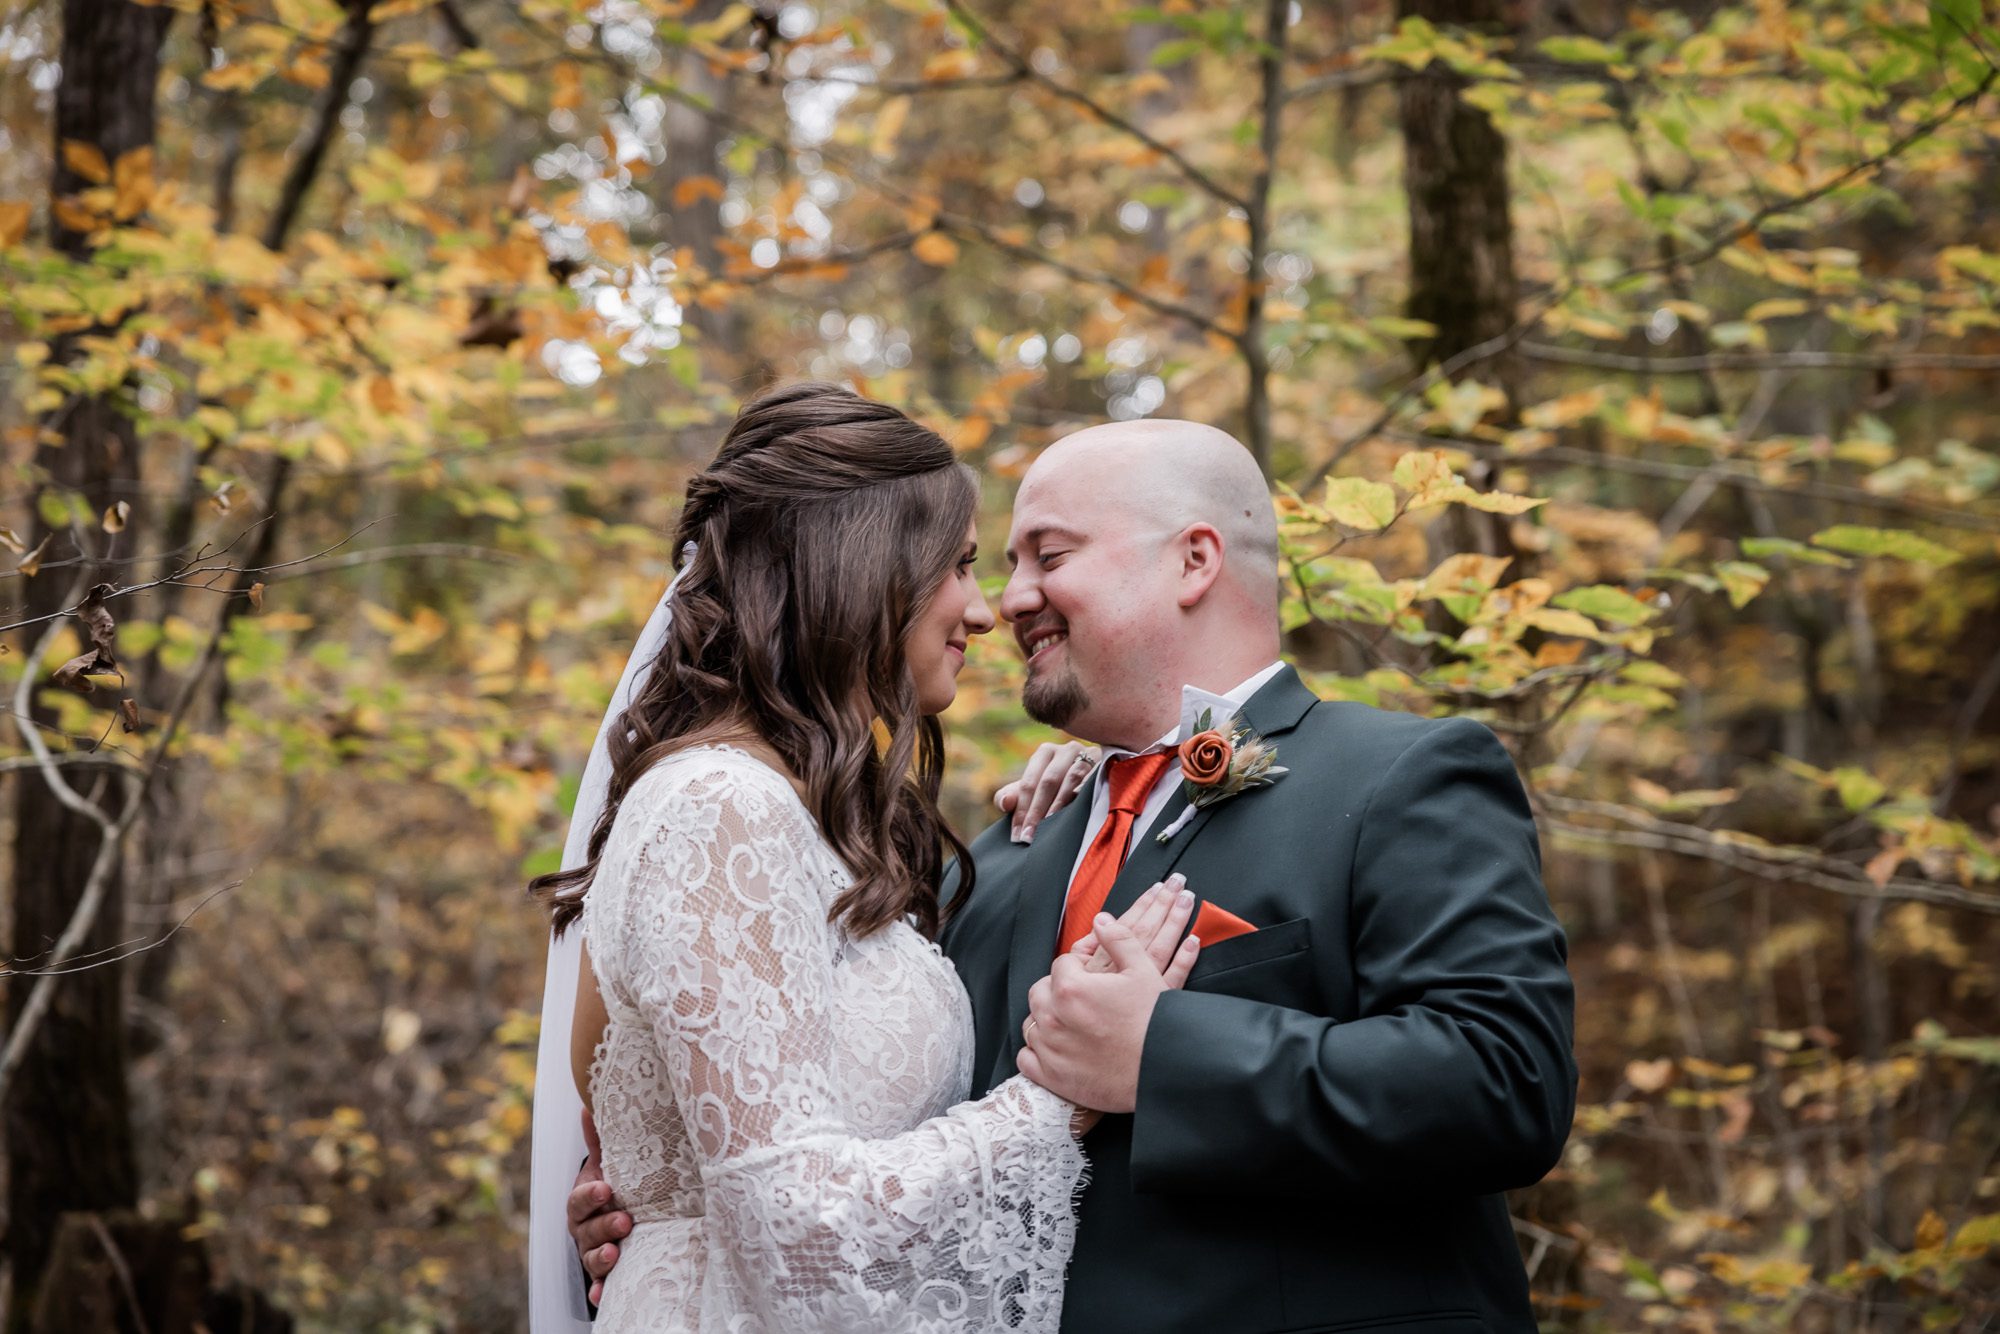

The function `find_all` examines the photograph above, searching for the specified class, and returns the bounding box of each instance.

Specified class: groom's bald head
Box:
[1001,419,1282,750]
[1031,419,1280,603]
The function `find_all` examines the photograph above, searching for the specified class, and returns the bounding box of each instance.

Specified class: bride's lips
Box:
[946,641,966,669]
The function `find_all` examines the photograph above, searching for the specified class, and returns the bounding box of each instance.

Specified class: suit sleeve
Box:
[1129,717,1576,1197]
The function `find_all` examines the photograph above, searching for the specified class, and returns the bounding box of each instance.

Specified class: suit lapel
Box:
[995,791,1093,1085]
[1101,665,1321,920]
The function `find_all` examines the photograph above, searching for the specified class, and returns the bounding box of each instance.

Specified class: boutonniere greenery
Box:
[1154,708,1288,843]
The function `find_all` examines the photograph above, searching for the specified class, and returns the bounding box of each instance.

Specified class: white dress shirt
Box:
[1062,661,1287,889]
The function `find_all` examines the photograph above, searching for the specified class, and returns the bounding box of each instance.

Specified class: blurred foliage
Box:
[3,0,2000,1328]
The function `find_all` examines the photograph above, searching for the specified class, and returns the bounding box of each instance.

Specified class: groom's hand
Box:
[570,1110,630,1306]
[1019,914,1198,1114]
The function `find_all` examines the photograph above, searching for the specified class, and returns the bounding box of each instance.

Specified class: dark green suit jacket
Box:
[941,667,1576,1334]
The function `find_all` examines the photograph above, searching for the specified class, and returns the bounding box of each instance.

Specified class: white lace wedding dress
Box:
[579,745,1086,1333]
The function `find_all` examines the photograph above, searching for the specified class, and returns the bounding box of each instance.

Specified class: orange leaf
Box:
[0,200,29,249]
[912,232,959,266]
[62,140,110,184]
[552,60,583,110]
[672,175,726,209]
[953,415,992,450]
[52,197,101,235]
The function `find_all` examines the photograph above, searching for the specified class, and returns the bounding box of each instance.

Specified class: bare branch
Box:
[937,214,1233,340]
[1519,342,2000,374]
[1537,794,2000,915]
[263,0,378,251]
[1392,427,2000,535]
[1300,67,1999,490]
[0,600,229,1103]
[941,0,1252,212]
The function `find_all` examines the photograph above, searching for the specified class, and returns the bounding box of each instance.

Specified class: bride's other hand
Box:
[994,740,1099,843]
[1018,913,1201,1116]
[1071,875,1195,976]
[569,1109,631,1306]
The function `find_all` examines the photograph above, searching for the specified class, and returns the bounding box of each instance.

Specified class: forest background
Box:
[1,0,1998,1329]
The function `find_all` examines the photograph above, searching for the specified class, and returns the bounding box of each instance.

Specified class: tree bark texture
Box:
[1395,0,1521,408]
[7,2,170,1323]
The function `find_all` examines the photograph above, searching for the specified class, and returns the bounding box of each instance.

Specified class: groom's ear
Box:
[1174,523,1225,609]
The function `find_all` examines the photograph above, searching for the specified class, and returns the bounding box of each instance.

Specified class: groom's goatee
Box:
[1023,668,1088,729]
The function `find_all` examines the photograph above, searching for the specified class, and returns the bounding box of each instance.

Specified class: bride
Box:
[527,383,1198,1332]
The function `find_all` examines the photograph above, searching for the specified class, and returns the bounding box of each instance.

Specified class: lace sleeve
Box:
[620,761,1085,1332]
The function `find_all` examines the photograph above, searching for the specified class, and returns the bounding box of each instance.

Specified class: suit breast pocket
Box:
[1185,915,1312,1002]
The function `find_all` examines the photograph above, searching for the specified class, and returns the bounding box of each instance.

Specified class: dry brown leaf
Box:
[15,534,50,578]
[119,698,140,733]
[51,583,119,694]
[248,582,265,611]
[102,500,129,533]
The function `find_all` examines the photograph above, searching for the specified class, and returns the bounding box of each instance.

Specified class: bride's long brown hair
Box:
[532,382,979,940]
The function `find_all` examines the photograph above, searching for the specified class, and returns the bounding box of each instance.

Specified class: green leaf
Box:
[1833,766,1886,811]
[1554,584,1657,627]
[1809,525,1962,566]
[1322,477,1398,532]
[1537,34,1620,65]
[1740,536,1850,567]
[1150,38,1206,68]
[1931,0,1981,50]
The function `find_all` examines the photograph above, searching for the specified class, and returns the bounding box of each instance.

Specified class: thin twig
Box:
[1537,795,2000,915]
[1301,67,1999,490]
[1383,428,2000,535]
[937,212,1233,339]
[1519,342,2000,374]
[941,0,1252,211]
[0,604,230,1103]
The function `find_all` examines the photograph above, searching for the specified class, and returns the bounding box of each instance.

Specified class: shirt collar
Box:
[1096,661,1288,765]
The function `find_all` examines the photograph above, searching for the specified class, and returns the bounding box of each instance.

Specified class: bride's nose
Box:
[963,582,997,637]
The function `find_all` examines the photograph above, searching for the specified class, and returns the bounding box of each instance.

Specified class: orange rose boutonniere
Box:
[1156,707,1287,844]
[1178,729,1234,786]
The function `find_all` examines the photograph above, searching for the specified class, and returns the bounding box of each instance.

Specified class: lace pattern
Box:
[580,746,1084,1332]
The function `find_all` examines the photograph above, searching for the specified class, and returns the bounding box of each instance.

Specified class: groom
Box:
[574,419,1575,1333]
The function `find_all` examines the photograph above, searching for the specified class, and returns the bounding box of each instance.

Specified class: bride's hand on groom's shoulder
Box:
[1020,888,1202,1118]
[995,740,1100,843]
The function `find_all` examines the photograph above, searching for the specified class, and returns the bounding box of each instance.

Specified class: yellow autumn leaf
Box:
[112,146,155,220]
[871,96,911,160]
[1420,552,1513,600]
[489,69,532,109]
[62,139,110,184]
[912,232,960,266]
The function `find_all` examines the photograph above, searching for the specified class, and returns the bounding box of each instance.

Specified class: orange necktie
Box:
[1056,751,1175,957]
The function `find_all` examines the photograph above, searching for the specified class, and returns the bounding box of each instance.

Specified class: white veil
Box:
[527,544,696,1332]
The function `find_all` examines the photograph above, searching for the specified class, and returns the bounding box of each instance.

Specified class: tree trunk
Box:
[6,3,171,1325]
[1396,0,1522,572]
[1395,0,1521,408]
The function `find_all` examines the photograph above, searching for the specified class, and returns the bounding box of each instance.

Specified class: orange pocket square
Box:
[1191,901,1256,945]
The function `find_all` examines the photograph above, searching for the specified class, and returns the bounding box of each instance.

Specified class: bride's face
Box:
[908,520,995,715]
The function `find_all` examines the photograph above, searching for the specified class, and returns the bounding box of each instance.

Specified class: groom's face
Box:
[1001,458,1179,748]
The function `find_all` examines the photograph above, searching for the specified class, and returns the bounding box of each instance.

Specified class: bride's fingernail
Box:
[1177,889,1194,909]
